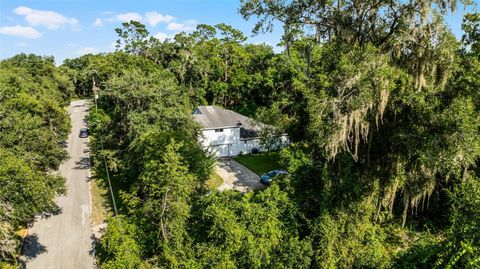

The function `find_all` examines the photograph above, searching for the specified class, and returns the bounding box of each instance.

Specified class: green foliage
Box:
[462,13,480,53]
[279,143,311,173]
[0,54,70,263]
[192,186,312,268]
[115,20,151,56]
[436,176,480,268]
[311,201,392,268]
[100,216,143,269]
[0,149,65,226]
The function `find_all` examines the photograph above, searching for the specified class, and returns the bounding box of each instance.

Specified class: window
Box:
[215,129,224,133]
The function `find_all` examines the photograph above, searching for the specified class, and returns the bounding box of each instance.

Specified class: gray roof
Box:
[192,106,261,131]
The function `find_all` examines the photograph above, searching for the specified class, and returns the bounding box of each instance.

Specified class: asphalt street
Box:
[21,100,95,268]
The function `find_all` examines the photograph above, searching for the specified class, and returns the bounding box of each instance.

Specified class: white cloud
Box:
[116,12,143,22]
[77,47,99,55]
[167,20,197,31]
[0,25,41,38]
[93,18,103,27]
[14,6,79,30]
[184,19,198,25]
[145,12,174,26]
[153,32,176,42]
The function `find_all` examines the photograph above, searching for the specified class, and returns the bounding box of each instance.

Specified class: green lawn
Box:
[234,152,282,175]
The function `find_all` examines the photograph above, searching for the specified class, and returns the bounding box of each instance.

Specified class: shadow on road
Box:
[59,141,69,149]
[35,205,63,221]
[21,234,47,261]
[74,156,91,170]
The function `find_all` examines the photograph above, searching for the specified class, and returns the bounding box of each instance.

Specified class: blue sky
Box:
[0,0,477,65]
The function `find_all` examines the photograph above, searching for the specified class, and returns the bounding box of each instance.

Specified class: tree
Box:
[240,0,459,46]
[462,13,480,53]
[255,104,290,155]
[100,216,143,269]
[115,21,150,56]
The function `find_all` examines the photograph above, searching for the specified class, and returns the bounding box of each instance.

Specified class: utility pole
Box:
[93,77,98,111]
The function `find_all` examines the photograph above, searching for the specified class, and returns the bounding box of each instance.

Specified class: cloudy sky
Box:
[0,0,477,64]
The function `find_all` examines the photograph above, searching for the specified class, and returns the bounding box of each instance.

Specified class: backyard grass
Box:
[234,152,282,175]
[205,171,223,190]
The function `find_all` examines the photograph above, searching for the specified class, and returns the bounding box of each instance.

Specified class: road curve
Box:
[21,100,95,268]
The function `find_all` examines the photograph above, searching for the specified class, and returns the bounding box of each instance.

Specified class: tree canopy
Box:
[0,54,71,264]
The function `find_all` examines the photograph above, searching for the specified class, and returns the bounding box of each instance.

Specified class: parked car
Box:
[79,128,88,138]
[260,169,288,185]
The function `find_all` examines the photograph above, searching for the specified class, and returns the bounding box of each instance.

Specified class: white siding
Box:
[198,128,289,158]
[199,127,240,157]
[199,128,239,146]
[232,139,261,156]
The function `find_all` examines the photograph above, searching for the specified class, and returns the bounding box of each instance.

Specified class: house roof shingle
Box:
[192,106,261,131]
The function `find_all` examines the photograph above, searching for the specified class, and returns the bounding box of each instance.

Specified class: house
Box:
[192,106,288,157]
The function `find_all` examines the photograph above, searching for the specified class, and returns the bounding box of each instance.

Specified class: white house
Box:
[192,106,288,157]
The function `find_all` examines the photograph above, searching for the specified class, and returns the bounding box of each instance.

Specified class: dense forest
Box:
[1,0,479,268]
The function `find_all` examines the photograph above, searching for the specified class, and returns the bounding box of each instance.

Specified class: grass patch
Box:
[234,152,282,175]
[91,157,129,217]
[205,171,223,190]
[90,175,109,225]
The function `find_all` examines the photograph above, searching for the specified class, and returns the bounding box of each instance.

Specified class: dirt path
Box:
[20,100,95,269]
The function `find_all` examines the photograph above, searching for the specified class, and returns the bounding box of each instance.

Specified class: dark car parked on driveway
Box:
[260,169,288,185]
[79,128,88,138]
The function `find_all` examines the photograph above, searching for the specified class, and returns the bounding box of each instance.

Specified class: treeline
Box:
[32,1,480,268]
[0,54,73,265]
[64,22,298,119]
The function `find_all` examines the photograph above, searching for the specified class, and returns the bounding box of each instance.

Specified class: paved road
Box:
[216,159,264,192]
[21,100,95,269]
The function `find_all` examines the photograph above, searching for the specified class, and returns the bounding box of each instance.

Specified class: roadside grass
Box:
[205,171,223,190]
[234,152,282,175]
[90,151,128,218]
[90,175,108,225]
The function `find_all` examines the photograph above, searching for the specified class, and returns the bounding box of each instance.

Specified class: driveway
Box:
[20,100,95,268]
[216,159,264,192]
